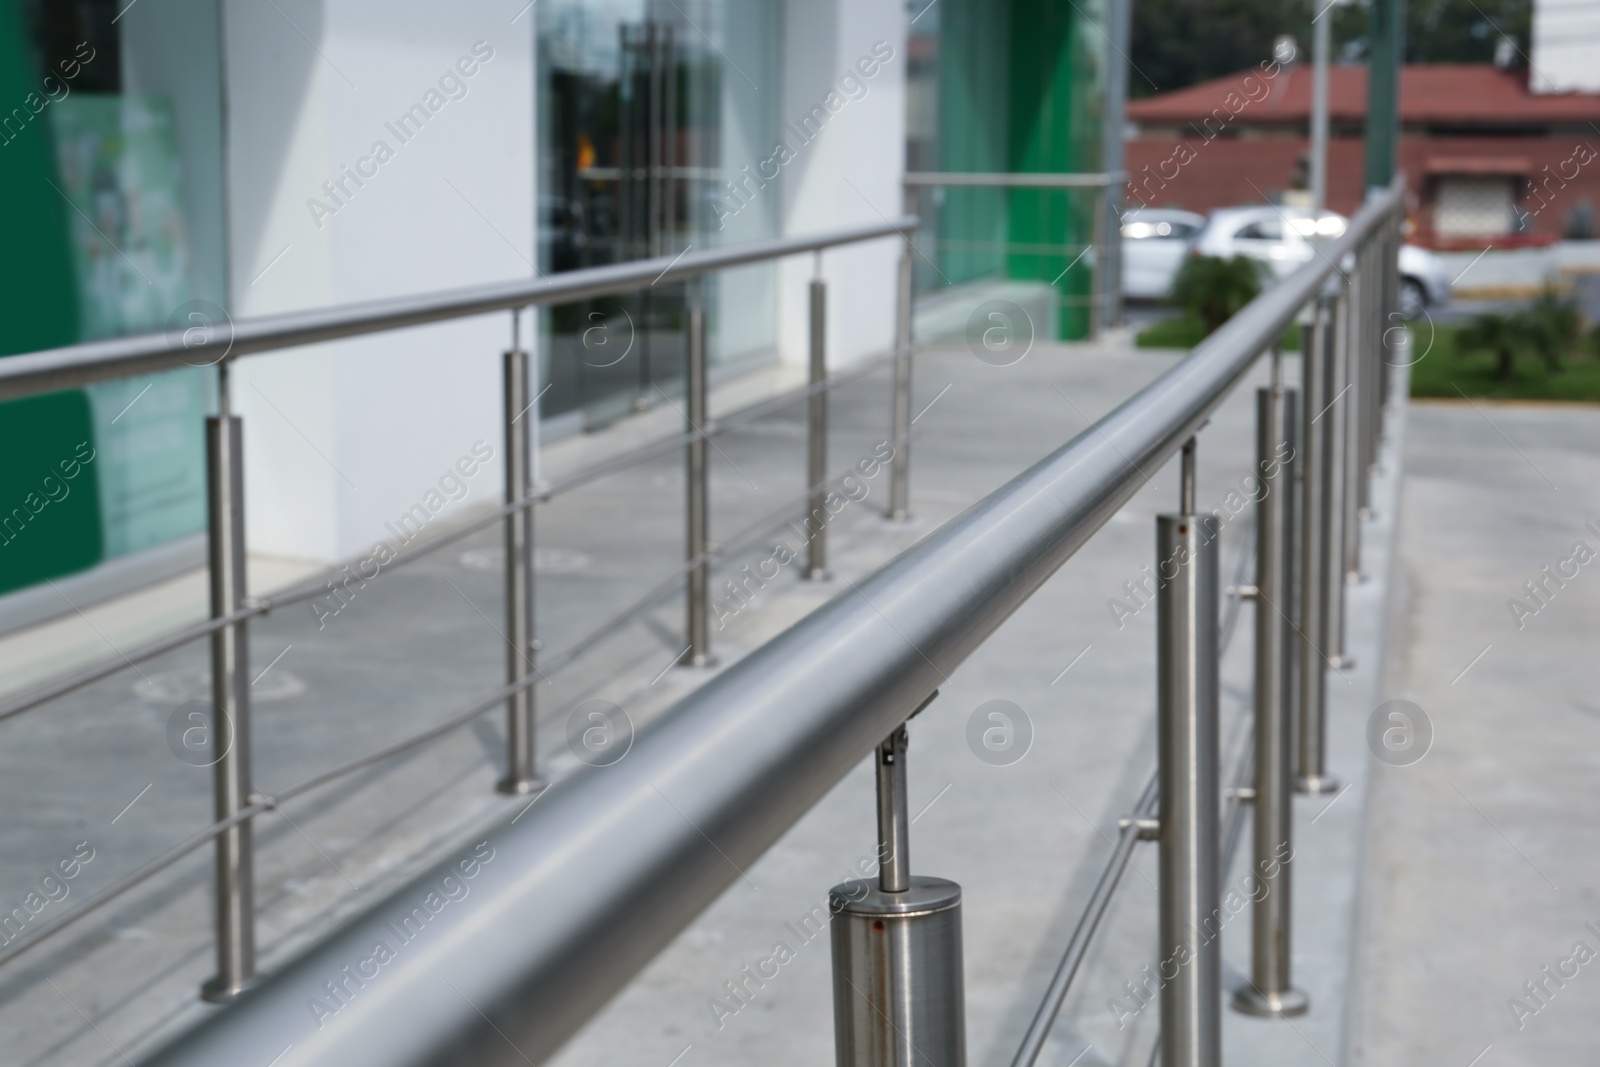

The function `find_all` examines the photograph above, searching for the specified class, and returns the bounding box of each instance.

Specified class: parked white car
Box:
[1121,208,1206,299]
[1189,206,1451,318]
[1395,244,1453,319]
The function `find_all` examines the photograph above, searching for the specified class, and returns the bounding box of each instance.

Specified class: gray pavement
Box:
[1351,399,1600,1067]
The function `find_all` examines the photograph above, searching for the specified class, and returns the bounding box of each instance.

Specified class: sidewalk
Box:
[1351,398,1600,1067]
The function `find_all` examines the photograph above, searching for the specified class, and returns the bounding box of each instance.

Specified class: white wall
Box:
[224,0,536,562]
[776,0,906,371]
[1531,0,1600,94]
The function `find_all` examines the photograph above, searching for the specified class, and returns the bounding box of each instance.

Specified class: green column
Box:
[1365,0,1404,190]
[939,0,1102,340]
[937,0,1011,287]
[1007,0,1101,340]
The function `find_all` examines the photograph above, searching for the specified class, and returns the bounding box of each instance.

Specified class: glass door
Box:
[538,0,780,431]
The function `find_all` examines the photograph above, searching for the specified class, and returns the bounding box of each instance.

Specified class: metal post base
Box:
[804,567,832,582]
[497,775,549,797]
[679,649,719,669]
[200,974,258,1004]
[1232,985,1310,1018]
[1294,774,1341,795]
[830,876,965,1067]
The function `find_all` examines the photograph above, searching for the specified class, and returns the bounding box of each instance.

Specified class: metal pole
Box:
[1179,436,1197,514]
[1156,508,1221,1067]
[201,362,255,1002]
[1089,188,1107,340]
[683,287,715,666]
[1343,262,1363,579]
[500,346,541,794]
[1377,220,1395,412]
[1234,385,1308,1018]
[831,717,966,1067]
[888,234,914,521]
[1323,277,1350,668]
[1297,293,1340,795]
[876,724,910,892]
[1362,236,1384,498]
[1310,3,1330,214]
[1102,0,1130,329]
[1364,0,1404,191]
[806,271,830,580]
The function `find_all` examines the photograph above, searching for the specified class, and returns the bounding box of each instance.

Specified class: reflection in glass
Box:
[538,0,779,429]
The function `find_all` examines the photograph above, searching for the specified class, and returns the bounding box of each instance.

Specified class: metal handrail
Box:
[0,219,918,978]
[903,171,1125,188]
[0,218,915,400]
[138,180,1405,1067]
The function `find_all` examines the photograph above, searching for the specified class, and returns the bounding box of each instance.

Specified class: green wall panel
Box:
[937,0,1105,339]
[0,0,104,594]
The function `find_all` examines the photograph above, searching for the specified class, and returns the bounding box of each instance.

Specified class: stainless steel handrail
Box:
[0,219,918,984]
[138,181,1404,1067]
[903,171,1125,188]
[0,218,915,400]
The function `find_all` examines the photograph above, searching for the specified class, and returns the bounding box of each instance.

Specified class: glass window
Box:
[537,0,781,430]
[1235,218,1284,241]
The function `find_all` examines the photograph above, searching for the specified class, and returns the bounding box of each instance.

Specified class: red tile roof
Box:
[1126,64,1600,126]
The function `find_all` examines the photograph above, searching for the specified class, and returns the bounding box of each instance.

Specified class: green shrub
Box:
[1457,287,1583,381]
[1135,314,1301,351]
[1169,254,1269,333]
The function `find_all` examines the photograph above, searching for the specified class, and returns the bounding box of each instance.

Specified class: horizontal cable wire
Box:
[0,424,921,968]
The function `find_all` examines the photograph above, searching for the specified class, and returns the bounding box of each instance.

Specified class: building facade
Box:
[0,0,908,612]
[1125,63,1600,249]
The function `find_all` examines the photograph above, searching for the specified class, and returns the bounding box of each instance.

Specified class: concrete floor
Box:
[1350,399,1600,1067]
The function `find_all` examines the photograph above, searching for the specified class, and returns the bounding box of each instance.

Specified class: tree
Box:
[1170,254,1268,333]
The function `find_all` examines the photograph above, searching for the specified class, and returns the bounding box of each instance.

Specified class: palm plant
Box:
[1458,288,1584,381]
[1523,286,1583,372]
[1169,254,1268,334]
[1457,312,1539,382]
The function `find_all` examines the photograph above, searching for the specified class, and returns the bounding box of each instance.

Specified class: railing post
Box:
[201,363,255,1002]
[683,285,715,666]
[1156,443,1221,1067]
[1297,293,1341,795]
[887,236,914,522]
[830,711,966,1067]
[499,345,542,794]
[1357,238,1378,516]
[1234,383,1309,1018]
[1089,188,1108,340]
[1350,242,1372,541]
[1324,274,1352,669]
[806,271,830,580]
